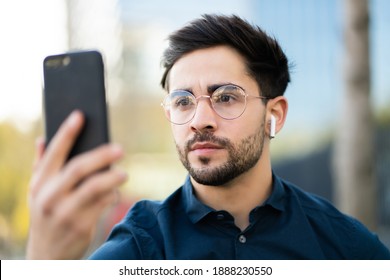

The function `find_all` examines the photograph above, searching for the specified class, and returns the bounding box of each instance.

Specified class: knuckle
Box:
[66,160,86,179]
[85,176,102,191]
[79,170,124,204]
[83,178,105,201]
[55,210,72,227]
[41,200,53,216]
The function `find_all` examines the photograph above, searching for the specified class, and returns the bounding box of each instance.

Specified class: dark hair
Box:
[160,14,291,98]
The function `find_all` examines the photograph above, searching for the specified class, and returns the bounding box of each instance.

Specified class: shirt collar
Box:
[261,172,286,212]
[183,176,215,224]
[183,172,287,224]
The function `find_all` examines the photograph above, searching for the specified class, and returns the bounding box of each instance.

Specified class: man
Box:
[27,14,390,259]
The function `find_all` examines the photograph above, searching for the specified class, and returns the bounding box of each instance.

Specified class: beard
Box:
[176,116,266,186]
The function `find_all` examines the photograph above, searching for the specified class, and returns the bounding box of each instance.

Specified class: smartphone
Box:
[43,50,109,160]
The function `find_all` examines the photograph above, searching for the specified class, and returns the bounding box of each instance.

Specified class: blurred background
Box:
[0,0,389,259]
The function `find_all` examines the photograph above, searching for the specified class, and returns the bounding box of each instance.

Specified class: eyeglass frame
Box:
[161,83,271,125]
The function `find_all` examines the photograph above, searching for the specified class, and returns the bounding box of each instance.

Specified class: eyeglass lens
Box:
[163,85,248,125]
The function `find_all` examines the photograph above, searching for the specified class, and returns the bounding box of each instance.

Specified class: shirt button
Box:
[216,213,225,220]
[238,235,246,243]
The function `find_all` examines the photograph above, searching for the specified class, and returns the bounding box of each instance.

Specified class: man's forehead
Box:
[168,46,248,91]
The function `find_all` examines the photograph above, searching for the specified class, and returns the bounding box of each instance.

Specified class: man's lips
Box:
[189,142,224,155]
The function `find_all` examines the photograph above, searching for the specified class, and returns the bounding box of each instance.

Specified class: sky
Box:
[0,0,68,129]
[0,0,389,135]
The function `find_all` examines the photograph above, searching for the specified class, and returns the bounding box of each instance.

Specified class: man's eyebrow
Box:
[171,85,219,94]
[171,83,244,94]
[207,84,225,93]
[170,87,192,93]
[207,83,244,93]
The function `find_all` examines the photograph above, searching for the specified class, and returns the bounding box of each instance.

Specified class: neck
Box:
[191,154,273,231]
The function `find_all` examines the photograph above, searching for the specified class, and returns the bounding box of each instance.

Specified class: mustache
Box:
[185,133,231,152]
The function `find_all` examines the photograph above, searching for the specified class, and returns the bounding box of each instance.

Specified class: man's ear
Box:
[266,96,288,138]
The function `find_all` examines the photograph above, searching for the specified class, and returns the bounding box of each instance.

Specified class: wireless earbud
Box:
[270,115,276,139]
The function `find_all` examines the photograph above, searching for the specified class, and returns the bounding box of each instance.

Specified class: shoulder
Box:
[279,177,390,259]
[127,186,185,228]
[282,178,341,217]
[90,186,185,260]
[277,176,349,221]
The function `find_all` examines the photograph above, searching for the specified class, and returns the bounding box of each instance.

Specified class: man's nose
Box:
[189,96,218,133]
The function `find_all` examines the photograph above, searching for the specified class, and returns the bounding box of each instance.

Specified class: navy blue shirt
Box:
[90,174,390,259]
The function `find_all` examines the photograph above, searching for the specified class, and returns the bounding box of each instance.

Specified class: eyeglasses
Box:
[161,84,270,125]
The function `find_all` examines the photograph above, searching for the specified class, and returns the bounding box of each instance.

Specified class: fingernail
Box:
[67,111,81,127]
[110,144,124,156]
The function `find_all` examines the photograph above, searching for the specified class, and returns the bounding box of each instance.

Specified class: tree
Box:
[333,0,376,229]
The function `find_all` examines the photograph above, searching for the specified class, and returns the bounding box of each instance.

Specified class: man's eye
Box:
[219,94,233,102]
[174,96,193,107]
[214,93,237,103]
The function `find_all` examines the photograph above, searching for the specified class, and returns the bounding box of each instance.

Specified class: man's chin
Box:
[188,165,237,186]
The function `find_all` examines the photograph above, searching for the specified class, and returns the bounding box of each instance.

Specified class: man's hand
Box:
[26,111,127,259]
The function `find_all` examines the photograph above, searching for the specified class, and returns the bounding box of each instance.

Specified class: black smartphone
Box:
[43,50,109,160]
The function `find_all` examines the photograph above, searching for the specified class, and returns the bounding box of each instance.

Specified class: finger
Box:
[65,144,124,187]
[39,111,85,178]
[75,167,127,208]
[32,137,46,171]
[77,188,119,223]
[59,168,126,216]
[30,137,47,199]
[51,189,119,260]
[29,111,84,201]
[39,144,124,214]
[52,168,127,235]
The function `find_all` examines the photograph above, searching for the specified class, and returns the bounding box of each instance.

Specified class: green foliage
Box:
[0,121,37,256]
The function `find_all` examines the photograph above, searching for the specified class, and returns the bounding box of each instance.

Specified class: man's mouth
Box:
[189,142,224,156]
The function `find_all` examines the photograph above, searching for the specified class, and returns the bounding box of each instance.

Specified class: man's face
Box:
[168,46,267,186]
